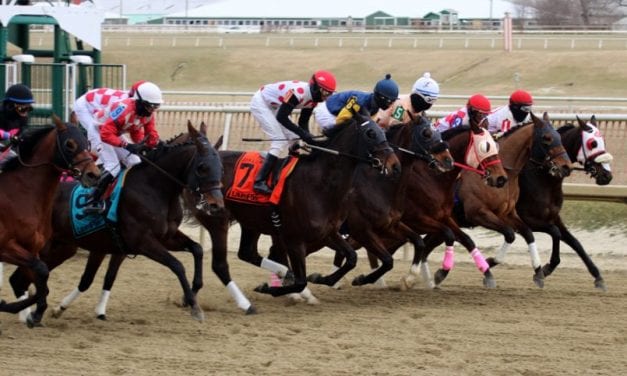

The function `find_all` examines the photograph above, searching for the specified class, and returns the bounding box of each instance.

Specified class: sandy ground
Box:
[1,224,626,376]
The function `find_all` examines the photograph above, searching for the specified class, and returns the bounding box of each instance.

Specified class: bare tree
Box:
[506,0,625,26]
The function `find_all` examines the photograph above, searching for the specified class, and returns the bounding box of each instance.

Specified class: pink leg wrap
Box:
[471,248,490,273]
[441,247,455,271]
[269,273,282,287]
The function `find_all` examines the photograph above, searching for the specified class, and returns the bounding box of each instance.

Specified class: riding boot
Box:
[253,154,278,195]
[83,171,115,214]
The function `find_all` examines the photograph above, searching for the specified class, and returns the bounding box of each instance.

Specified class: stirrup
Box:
[83,200,106,215]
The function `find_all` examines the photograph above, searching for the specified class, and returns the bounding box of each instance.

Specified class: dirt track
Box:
[1,237,626,376]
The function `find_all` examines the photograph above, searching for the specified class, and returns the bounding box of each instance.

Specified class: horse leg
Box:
[204,224,255,314]
[512,217,544,288]
[94,254,126,320]
[451,224,497,289]
[256,243,310,297]
[536,224,561,279]
[307,233,357,287]
[556,219,606,291]
[139,237,204,321]
[162,230,205,296]
[51,251,108,319]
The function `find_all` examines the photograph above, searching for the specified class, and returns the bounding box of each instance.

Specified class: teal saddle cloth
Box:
[70,168,129,238]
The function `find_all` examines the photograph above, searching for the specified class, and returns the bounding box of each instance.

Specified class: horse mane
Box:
[440,125,470,141]
[557,123,575,134]
[1,125,55,172]
[493,122,528,141]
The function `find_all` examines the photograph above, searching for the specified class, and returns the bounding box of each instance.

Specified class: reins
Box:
[134,148,195,189]
[16,129,92,176]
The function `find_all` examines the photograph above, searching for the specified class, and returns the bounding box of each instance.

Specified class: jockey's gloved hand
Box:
[124,143,144,154]
[298,131,315,145]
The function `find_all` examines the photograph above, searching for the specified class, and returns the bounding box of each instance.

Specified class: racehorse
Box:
[517,115,613,291]
[322,114,454,287]
[0,115,101,327]
[362,119,509,289]
[420,112,573,288]
[204,112,401,301]
[8,122,228,322]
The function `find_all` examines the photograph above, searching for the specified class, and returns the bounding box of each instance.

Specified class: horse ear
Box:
[51,114,68,131]
[542,112,550,122]
[590,115,597,126]
[213,135,224,150]
[187,121,200,138]
[200,121,208,136]
[69,111,78,125]
[576,115,586,128]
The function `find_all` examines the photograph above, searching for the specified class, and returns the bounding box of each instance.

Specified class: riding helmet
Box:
[467,94,491,113]
[310,70,337,93]
[135,81,163,105]
[373,74,399,102]
[509,89,533,106]
[3,83,35,104]
[412,72,440,104]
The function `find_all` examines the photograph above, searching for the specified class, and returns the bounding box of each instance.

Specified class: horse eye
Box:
[65,139,78,153]
[421,129,433,138]
[542,134,553,145]
[586,139,597,150]
[365,129,376,139]
[480,141,490,154]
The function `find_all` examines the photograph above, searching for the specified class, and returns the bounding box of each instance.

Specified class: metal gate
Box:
[1,62,125,125]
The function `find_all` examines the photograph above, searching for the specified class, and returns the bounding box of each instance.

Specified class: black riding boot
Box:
[84,171,115,214]
[253,154,278,195]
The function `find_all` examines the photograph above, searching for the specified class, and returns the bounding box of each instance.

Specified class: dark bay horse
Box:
[517,115,613,291]
[0,115,101,327]
[203,113,401,301]
[362,121,509,289]
[421,112,573,288]
[8,123,226,322]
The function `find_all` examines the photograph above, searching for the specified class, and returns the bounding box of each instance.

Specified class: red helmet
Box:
[509,89,533,105]
[310,70,337,93]
[467,94,491,113]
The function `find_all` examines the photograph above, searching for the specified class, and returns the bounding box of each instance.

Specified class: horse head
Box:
[529,112,573,179]
[328,111,401,177]
[575,115,613,185]
[465,126,508,188]
[51,114,101,187]
[407,114,454,172]
[188,121,225,214]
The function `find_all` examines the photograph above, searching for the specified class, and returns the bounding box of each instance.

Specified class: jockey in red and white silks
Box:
[485,105,531,134]
[434,94,492,133]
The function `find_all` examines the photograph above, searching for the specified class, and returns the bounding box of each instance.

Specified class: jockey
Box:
[486,89,534,134]
[251,70,337,195]
[434,93,492,133]
[74,80,146,152]
[83,81,163,214]
[314,74,399,131]
[0,83,35,169]
[376,72,439,129]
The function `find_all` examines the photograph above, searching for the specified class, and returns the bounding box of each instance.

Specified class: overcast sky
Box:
[100,0,515,19]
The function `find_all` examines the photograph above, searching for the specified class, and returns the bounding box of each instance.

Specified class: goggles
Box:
[416,91,438,105]
[14,104,34,114]
[142,101,160,111]
[512,104,532,112]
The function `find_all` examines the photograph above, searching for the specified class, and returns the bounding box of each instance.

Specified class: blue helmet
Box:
[373,74,399,102]
[4,83,34,104]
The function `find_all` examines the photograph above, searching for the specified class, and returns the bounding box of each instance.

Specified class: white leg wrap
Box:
[94,290,111,317]
[60,287,82,309]
[528,242,541,269]
[260,258,289,277]
[299,287,320,305]
[419,262,435,289]
[494,242,511,264]
[226,281,252,311]
[0,262,4,290]
[18,292,31,323]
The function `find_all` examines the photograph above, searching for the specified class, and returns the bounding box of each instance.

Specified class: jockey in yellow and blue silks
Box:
[314,74,399,132]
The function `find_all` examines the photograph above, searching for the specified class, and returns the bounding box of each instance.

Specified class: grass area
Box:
[561,201,627,231]
[93,33,627,98]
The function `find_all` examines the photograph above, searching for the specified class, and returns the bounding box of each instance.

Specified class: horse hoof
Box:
[351,275,366,286]
[97,314,107,321]
[307,273,324,284]
[594,279,607,292]
[541,264,554,278]
[51,306,65,319]
[254,283,270,294]
[191,305,205,322]
[533,268,545,288]
[483,277,497,289]
[245,305,257,315]
[434,269,449,285]
[25,314,43,329]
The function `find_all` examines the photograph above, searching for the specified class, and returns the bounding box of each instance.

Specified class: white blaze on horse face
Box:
[466,129,500,169]
[578,123,612,171]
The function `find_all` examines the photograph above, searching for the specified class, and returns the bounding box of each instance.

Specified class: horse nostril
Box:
[497,176,508,187]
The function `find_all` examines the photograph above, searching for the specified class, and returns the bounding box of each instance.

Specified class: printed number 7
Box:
[237,162,254,187]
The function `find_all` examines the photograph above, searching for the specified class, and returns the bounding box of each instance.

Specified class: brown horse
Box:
[517,115,613,291]
[8,122,227,322]
[358,119,509,289]
[203,113,401,301]
[421,112,573,288]
[0,115,101,327]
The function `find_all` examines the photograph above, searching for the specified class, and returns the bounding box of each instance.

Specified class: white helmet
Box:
[135,81,163,104]
[412,72,439,104]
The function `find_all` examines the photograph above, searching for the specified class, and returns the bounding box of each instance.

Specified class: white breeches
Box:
[313,102,338,131]
[250,90,299,157]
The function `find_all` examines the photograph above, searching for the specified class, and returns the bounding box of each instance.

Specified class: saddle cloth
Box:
[226,152,298,206]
